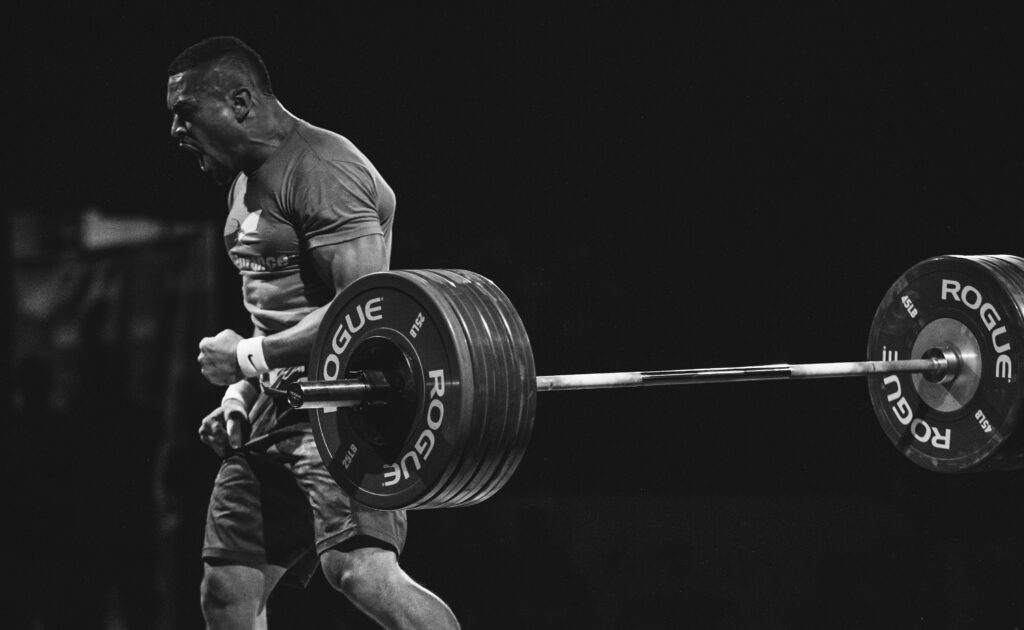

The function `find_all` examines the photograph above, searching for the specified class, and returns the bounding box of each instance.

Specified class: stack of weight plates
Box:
[308,269,536,510]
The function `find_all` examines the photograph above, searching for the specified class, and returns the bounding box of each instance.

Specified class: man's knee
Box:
[200,561,265,615]
[321,542,461,629]
[321,545,401,599]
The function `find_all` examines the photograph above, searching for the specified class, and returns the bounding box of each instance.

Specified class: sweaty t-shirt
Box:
[223,120,395,337]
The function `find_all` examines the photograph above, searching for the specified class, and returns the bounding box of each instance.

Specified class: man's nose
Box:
[170,115,185,140]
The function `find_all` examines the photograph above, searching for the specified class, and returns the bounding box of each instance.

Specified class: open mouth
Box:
[179,141,208,172]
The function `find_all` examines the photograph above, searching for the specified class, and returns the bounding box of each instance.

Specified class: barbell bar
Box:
[292,255,1024,510]
[289,354,959,407]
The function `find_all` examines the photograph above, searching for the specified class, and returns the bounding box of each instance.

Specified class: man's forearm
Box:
[262,303,332,369]
[244,235,388,374]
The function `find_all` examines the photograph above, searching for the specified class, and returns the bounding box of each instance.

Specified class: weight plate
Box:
[431,269,520,507]
[447,270,526,506]
[867,255,1024,472]
[404,269,501,508]
[972,255,1024,470]
[456,270,537,504]
[308,270,474,509]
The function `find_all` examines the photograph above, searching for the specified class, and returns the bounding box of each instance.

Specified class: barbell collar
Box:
[286,369,395,409]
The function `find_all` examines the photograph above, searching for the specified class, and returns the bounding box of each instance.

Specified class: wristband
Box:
[221,381,257,431]
[221,388,246,406]
[221,380,257,409]
[236,337,270,378]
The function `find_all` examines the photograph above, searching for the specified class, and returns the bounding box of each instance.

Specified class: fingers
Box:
[224,407,247,450]
[197,338,214,379]
[196,330,245,385]
[199,404,251,456]
[198,408,229,457]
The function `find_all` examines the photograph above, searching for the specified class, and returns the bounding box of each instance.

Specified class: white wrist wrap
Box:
[236,337,269,378]
[221,384,245,405]
[222,380,258,413]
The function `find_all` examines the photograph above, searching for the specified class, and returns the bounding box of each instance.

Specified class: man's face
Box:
[167,69,242,184]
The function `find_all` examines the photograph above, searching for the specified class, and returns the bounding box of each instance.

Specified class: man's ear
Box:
[231,87,253,122]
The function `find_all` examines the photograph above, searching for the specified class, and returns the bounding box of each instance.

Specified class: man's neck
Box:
[241,102,298,174]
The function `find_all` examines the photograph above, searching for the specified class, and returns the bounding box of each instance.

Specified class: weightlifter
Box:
[168,36,460,629]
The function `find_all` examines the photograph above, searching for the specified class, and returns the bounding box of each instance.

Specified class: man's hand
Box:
[198,402,249,456]
[198,329,245,385]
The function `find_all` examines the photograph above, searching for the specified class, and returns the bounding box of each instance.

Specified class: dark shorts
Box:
[202,403,407,587]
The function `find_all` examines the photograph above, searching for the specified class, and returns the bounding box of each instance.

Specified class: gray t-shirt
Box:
[224,119,395,336]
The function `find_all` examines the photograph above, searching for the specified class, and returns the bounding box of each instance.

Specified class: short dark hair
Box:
[168,36,274,95]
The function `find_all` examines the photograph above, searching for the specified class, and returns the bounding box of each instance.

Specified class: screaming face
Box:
[166,69,242,184]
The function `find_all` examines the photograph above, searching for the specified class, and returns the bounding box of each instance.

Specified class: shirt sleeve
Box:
[294,158,384,249]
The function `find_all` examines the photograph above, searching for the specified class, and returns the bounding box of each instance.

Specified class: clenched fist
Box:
[198,401,249,456]
[198,329,245,385]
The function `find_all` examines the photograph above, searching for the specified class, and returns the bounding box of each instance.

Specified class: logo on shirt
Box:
[232,253,299,272]
[228,207,299,272]
[239,209,262,239]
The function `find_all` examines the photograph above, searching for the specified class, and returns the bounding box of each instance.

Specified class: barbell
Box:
[285,255,1024,510]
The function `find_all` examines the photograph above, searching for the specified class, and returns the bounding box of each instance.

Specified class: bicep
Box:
[310,234,388,295]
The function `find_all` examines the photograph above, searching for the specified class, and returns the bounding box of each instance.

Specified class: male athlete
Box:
[168,36,460,629]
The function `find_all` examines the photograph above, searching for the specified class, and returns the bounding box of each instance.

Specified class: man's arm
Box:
[264,233,388,367]
[198,233,387,384]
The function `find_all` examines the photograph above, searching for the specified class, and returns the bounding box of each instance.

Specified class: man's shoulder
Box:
[291,120,365,167]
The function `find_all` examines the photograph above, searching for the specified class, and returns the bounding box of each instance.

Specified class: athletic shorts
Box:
[202,373,408,587]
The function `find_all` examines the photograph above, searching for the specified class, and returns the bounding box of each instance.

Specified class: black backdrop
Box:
[9,4,1024,629]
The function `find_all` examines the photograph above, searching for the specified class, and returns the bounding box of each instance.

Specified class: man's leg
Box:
[200,561,287,630]
[287,430,459,628]
[320,545,460,630]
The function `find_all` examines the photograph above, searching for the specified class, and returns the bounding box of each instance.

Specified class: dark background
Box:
[8,4,1024,629]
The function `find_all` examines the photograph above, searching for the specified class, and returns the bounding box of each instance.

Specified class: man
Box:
[167,36,460,629]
